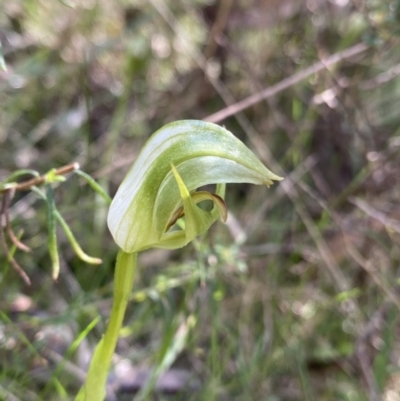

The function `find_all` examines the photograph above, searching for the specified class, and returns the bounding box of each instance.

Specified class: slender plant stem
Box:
[75,250,137,401]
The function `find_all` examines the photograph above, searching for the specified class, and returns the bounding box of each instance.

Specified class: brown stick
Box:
[205,42,369,123]
[0,162,80,193]
[1,188,31,252]
[0,193,31,285]
[6,213,31,252]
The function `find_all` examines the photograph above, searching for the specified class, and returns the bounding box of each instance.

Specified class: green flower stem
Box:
[75,250,137,401]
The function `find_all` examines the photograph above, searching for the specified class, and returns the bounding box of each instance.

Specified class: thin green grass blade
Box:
[4,169,40,182]
[41,316,101,398]
[45,185,60,280]
[32,186,102,265]
[74,169,112,206]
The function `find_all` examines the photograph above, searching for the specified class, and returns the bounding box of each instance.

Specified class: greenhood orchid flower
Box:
[77,120,282,401]
[107,120,282,254]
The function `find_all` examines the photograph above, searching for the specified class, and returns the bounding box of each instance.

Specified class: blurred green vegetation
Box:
[1,0,400,400]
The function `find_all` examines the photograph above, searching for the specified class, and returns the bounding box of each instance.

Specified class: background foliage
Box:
[1,0,400,400]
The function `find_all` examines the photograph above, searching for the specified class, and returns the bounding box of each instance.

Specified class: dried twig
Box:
[361,62,400,90]
[205,42,369,123]
[349,196,400,233]
[281,177,351,293]
[0,192,31,285]
[3,189,31,253]
[0,162,79,194]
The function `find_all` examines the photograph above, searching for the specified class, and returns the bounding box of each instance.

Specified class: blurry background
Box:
[1,0,400,400]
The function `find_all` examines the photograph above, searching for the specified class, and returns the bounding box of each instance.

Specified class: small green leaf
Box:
[45,169,66,184]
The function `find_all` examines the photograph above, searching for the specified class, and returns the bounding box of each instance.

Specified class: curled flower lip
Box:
[107,120,282,253]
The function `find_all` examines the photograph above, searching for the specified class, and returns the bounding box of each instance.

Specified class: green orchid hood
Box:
[107,120,282,253]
